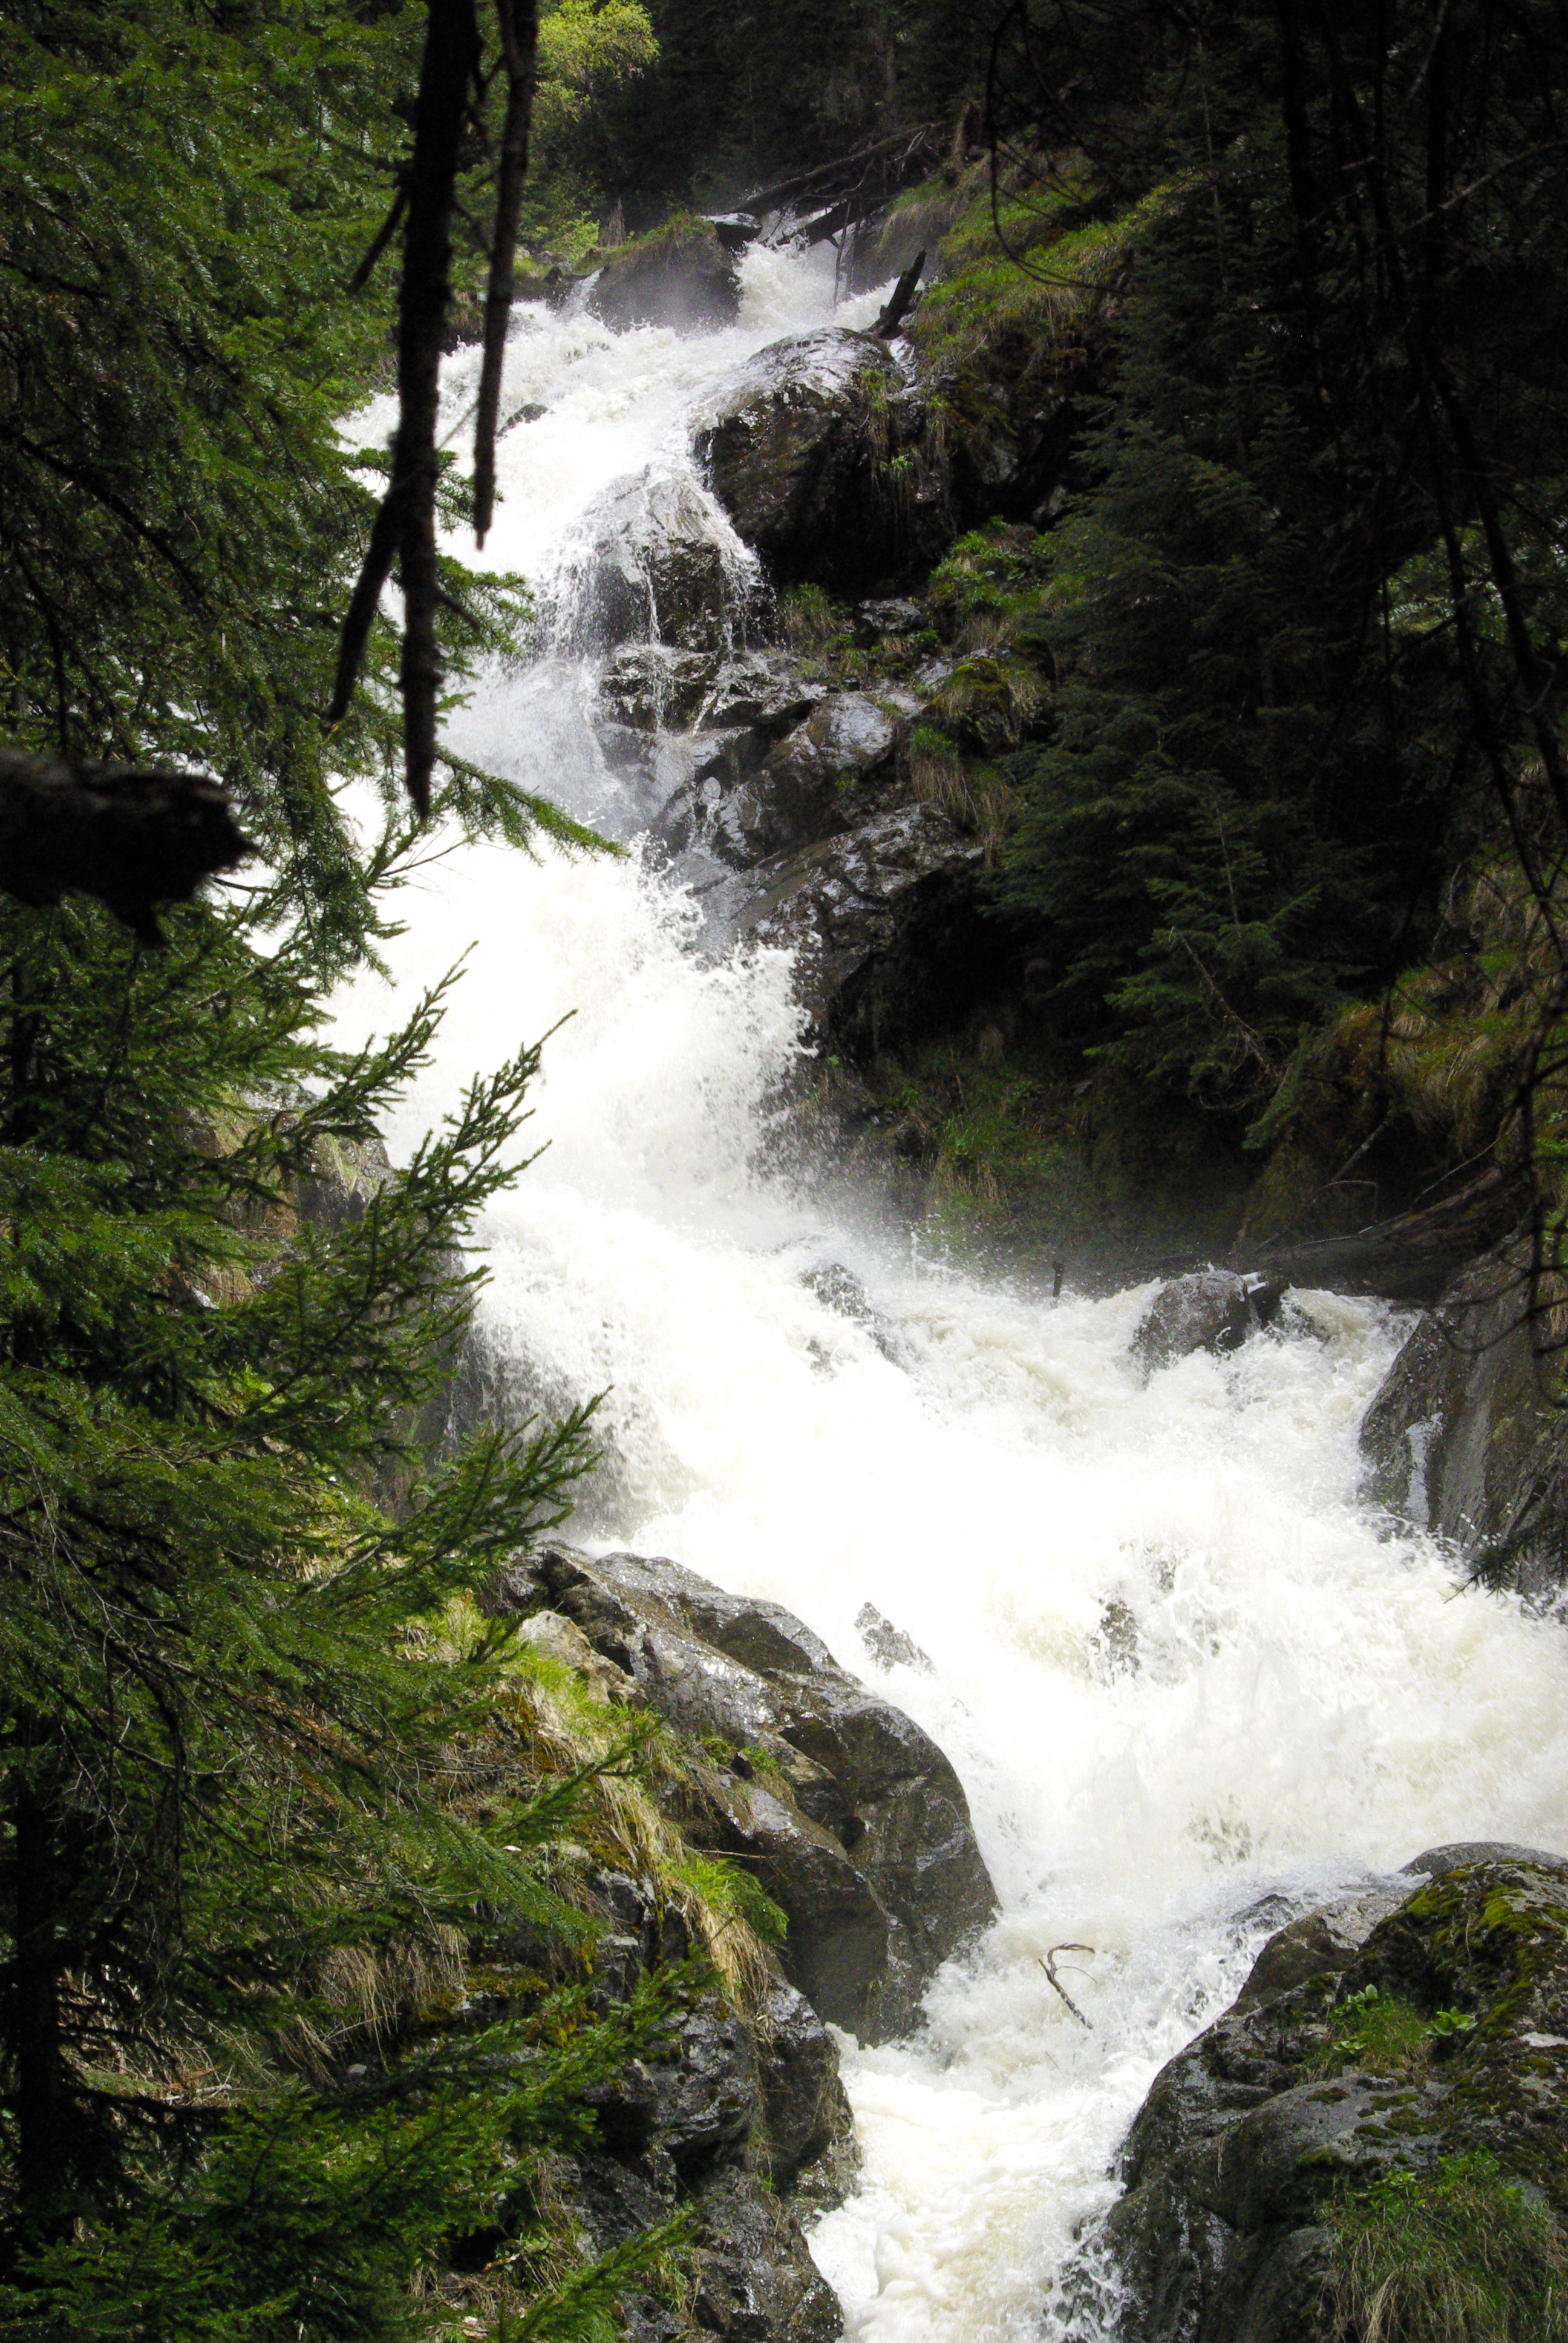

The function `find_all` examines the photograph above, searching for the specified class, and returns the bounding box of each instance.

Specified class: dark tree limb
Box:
[474,0,540,548]
[330,0,482,816]
[0,749,250,945]
[348,180,410,297]
[1232,1162,1532,1305]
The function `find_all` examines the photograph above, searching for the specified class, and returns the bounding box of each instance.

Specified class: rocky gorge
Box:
[321,148,1568,2343]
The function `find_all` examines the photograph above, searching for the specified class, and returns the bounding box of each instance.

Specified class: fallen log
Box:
[1229,1161,1532,1305]
[747,126,944,246]
[0,746,250,944]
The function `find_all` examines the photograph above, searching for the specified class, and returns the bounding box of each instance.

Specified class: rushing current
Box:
[332,239,1568,2342]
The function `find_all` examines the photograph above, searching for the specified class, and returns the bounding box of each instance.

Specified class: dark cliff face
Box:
[1358,1246,1568,1593]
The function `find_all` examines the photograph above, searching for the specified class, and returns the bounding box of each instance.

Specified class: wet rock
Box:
[501,1545,998,2040]
[723,804,982,1044]
[648,1994,763,2176]
[802,1260,876,1325]
[1093,1850,1568,2343]
[581,2058,662,2155]
[855,597,925,639]
[696,652,826,735]
[855,1604,933,1675]
[1132,1269,1284,1374]
[567,468,748,653]
[1359,1246,1567,1581]
[696,329,942,591]
[687,2169,842,2343]
[1406,1838,1568,1878]
[756,1981,855,2184]
[705,211,760,255]
[589,221,740,333]
[515,1607,632,1705]
[659,689,906,874]
[599,644,720,731]
[701,1761,893,2040]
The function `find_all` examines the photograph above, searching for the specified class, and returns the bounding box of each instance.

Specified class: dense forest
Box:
[2,2,1567,2338]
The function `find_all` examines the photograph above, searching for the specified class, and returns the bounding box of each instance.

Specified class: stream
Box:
[331,237,1568,2343]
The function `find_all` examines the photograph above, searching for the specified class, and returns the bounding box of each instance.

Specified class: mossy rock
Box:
[1093,1853,1568,2342]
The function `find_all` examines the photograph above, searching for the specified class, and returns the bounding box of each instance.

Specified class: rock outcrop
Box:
[589,221,741,333]
[724,804,982,1046]
[696,329,946,590]
[1359,1245,1566,1581]
[1132,1269,1284,1374]
[499,1545,999,2042]
[1087,1844,1568,2343]
[542,1863,851,2343]
[658,688,908,873]
[563,468,750,654]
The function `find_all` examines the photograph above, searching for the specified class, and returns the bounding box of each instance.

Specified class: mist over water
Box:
[333,241,1568,2343]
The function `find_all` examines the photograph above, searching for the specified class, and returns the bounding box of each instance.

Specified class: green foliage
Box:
[537,0,658,137]
[1325,2152,1568,2343]
[0,0,603,974]
[1304,1987,1476,2083]
[987,0,1568,1217]
[0,890,673,2334]
[671,1852,788,1953]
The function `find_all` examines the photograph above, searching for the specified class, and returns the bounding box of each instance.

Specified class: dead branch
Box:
[473,0,540,548]
[872,250,926,338]
[329,0,482,816]
[1040,1942,1096,2027]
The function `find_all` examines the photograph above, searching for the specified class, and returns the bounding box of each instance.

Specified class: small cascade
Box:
[332,235,1568,2343]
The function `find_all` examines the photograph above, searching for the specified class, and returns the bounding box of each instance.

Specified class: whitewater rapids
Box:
[332,239,1568,2343]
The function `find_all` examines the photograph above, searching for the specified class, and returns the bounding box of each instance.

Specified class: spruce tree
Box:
[0,891,670,2338]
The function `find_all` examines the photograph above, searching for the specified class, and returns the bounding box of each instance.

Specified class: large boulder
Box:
[1359,1245,1565,1580]
[588,220,740,333]
[1132,1269,1284,1374]
[1088,1846,1568,2343]
[500,1546,998,2041]
[560,468,753,653]
[659,690,906,872]
[696,330,946,591]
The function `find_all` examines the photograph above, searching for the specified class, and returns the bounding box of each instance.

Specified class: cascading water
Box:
[333,240,1568,2342]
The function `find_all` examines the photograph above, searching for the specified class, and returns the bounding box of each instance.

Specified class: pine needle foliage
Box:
[0,890,668,2336]
[0,1,601,974]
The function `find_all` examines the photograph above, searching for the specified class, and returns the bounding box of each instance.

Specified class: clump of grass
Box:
[905,725,1015,857]
[1302,1985,1477,2082]
[779,581,847,650]
[929,652,1043,750]
[1325,2152,1568,2343]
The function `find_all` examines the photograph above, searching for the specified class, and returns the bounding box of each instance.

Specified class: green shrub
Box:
[1304,1987,1476,2082]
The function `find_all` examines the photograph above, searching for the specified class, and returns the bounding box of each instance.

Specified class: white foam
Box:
[331,243,1568,2343]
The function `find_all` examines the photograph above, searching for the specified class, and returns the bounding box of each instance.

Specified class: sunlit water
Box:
[333,240,1568,2343]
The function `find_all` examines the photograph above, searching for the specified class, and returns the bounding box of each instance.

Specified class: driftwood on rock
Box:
[746,128,944,249]
[872,250,925,338]
[0,747,250,943]
[1231,1161,1531,1304]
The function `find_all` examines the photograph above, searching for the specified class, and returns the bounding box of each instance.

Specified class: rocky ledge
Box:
[475,1547,998,2343]
[500,1545,999,2041]
[1083,1843,1568,2343]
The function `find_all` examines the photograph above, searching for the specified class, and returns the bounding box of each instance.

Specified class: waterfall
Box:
[332,238,1568,2343]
